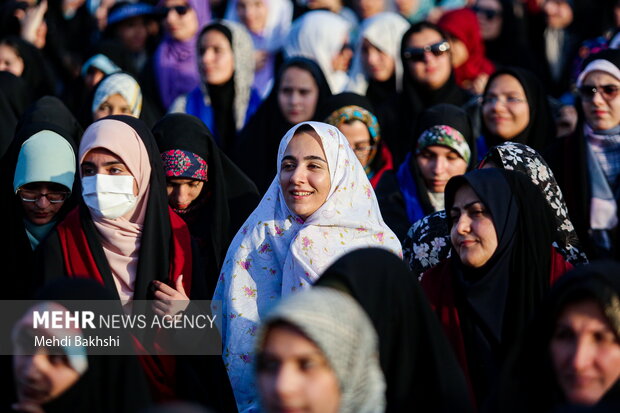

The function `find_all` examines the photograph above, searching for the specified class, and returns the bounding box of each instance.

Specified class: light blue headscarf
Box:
[13,130,76,193]
[91,72,143,118]
[14,130,76,249]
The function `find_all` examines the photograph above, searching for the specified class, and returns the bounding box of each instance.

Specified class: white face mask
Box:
[82,174,138,219]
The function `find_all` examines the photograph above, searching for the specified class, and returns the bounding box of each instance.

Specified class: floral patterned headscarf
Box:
[325,104,381,175]
[403,142,587,279]
[416,125,471,165]
[212,121,401,412]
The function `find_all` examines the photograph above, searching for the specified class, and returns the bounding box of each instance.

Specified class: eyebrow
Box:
[452,201,483,210]
[282,155,327,163]
[81,160,125,167]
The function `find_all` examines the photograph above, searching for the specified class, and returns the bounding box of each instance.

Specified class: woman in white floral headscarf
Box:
[213,121,401,412]
[403,142,587,278]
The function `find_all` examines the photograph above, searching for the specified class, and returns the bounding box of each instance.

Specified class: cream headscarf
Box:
[78,119,152,302]
[213,121,401,412]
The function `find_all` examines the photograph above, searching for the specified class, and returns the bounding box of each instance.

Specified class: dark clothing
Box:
[316,248,474,413]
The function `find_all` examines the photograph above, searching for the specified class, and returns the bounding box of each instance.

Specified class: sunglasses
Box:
[472,5,501,19]
[578,84,620,101]
[403,41,450,63]
[164,5,190,16]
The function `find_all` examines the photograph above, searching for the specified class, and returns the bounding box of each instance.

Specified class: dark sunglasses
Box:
[578,84,620,101]
[164,5,190,16]
[403,41,450,63]
[472,5,501,19]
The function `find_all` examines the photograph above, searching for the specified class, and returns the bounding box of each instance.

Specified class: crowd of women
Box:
[3,0,620,411]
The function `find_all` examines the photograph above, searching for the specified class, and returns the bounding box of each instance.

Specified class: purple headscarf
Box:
[155,0,211,110]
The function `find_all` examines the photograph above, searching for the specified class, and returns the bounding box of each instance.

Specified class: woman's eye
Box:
[299,358,318,371]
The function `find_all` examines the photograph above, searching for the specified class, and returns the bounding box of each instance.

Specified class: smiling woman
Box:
[213,121,401,412]
[420,168,573,406]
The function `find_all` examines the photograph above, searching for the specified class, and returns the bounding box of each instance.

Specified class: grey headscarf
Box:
[257,287,386,413]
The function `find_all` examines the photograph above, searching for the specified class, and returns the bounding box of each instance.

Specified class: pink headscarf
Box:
[79,119,152,302]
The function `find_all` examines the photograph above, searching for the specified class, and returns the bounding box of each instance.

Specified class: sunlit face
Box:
[278,67,320,124]
[81,148,138,195]
[338,120,373,168]
[0,44,24,77]
[166,178,204,210]
[236,0,267,34]
[474,0,502,40]
[18,182,68,225]
[416,146,468,193]
[163,0,199,42]
[307,0,341,12]
[362,39,395,82]
[482,74,530,139]
[354,0,385,20]
[394,0,417,17]
[257,324,341,413]
[115,17,148,53]
[405,29,451,90]
[200,29,235,86]
[543,0,573,30]
[581,71,620,131]
[13,304,81,406]
[550,299,620,406]
[448,37,469,68]
[94,94,133,120]
[450,184,498,268]
[279,129,331,221]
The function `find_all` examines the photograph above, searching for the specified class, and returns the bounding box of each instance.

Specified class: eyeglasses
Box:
[577,84,620,101]
[17,189,70,203]
[164,5,190,16]
[482,95,526,106]
[471,5,501,19]
[403,41,450,63]
[352,145,375,154]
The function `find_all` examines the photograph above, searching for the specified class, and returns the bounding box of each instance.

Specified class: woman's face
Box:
[338,120,373,168]
[416,145,468,193]
[94,94,133,120]
[473,0,502,40]
[482,74,530,140]
[279,129,331,221]
[450,184,498,268]
[200,29,235,86]
[12,304,81,406]
[278,67,320,124]
[236,0,267,34]
[362,39,395,82]
[0,44,24,77]
[404,28,452,91]
[550,299,620,406]
[257,324,341,413]
[81,148,138,195]
[166,178,204,210]
[580,71,620,131]
[18,182,68,225]
[355,0,385,20]
[163,0,199,42]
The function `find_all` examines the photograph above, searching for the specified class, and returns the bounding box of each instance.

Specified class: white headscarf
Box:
[213,121,401,412]
[346,12,410,94]
[91,72,143,118]
[284,11,352,93]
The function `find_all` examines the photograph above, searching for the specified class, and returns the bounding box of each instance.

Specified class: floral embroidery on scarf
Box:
[161,149,208,181]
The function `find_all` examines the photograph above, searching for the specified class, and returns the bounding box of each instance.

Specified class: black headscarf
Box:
[444,168,557,403]
[481,67,556,152]
[315,248,474,413]
[235,56,332,194]
[495,261,620,413]
[0,35,56,100]
[0,96,82,299]
[153,113,260,297]
[397,22,473,161]
[31,278,152,413]
[0,71,29,159]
